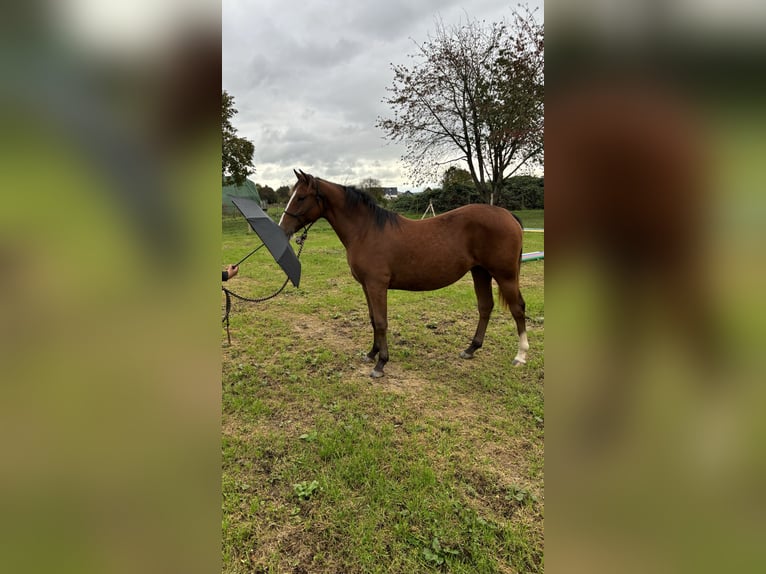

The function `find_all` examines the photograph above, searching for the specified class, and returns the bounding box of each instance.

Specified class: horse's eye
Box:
[297,197,306,203]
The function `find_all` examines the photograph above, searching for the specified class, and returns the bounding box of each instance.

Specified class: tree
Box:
[222,90,255,186]
[275,185,291,204]
[257,184,277,205]
[441,166,474,193]
[497,175,544,210]
[358,177,385,203]
[377,7,543,205]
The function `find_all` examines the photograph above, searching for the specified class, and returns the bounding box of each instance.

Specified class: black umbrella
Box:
[231,197,301,288]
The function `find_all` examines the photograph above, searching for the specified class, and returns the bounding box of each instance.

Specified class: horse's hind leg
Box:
[361,285,379,363]
[461,267,494,359]
[497,277,529,365]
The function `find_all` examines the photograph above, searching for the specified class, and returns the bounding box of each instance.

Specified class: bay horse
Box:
[279,170,528,378]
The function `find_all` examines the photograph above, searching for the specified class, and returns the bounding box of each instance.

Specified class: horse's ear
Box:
[294,169,303,182]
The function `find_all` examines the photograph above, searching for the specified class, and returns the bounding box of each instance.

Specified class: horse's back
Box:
[429,204,523,245]
[420,203,518,227]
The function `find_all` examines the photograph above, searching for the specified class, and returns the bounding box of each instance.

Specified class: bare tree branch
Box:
[376,7,543,203]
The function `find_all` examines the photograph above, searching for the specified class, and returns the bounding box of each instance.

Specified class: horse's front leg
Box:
[361,285,379,363]
[364,283,389,378]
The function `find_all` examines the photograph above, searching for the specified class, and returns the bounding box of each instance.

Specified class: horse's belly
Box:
[388,266,467,291]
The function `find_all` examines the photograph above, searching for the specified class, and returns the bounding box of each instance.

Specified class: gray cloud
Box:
[223,0,543,190]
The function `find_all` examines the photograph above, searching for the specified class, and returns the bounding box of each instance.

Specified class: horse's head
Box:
[279,169,325,239]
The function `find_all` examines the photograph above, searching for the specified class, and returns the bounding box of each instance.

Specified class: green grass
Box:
[222,209,544,573]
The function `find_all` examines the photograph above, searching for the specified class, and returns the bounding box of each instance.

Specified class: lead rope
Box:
[222,224,313,344]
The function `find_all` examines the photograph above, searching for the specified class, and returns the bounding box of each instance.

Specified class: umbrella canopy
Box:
[231,197,301,287]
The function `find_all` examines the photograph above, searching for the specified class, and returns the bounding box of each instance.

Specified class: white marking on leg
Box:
[513,331,529,364]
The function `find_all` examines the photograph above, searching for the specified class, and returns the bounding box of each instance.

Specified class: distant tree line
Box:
[391,168,543,215]
[254,177,389,207]
[251,168,542,214]
[254,184,289,205]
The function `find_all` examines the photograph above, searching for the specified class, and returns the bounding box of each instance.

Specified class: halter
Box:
[282,180,325,232]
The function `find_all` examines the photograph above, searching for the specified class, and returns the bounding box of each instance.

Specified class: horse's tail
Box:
[497,281,526,313]
[499,285,510,310]
[498,211,525,312]
[511,210,524,266]
[498,281,526,314]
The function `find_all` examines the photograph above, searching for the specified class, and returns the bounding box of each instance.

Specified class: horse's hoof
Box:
[370,369,384,378]
[511,359,527,366]
[459,350,474,359]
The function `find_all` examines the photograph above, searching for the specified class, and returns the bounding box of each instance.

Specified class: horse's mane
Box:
[342,185,400,230]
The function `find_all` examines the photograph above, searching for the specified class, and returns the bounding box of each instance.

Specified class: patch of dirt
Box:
[374,365,429,395]
[290,313,435,396]
[221,414,239,438]
[249,523,319,573]
[291,312,364,352]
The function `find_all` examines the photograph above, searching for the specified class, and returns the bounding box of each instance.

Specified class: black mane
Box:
[343,186,400,229]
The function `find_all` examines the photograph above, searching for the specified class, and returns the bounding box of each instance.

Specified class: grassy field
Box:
[222,207,544,573]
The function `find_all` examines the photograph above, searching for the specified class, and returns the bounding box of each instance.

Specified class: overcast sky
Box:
[223,0,544,191]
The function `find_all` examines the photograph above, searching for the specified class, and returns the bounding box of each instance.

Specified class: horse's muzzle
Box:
[280,227,294,241]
